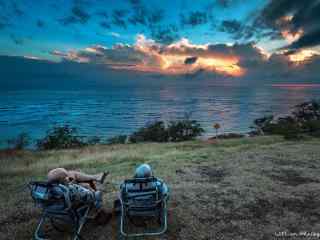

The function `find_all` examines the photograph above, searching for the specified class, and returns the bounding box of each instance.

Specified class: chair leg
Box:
[119,201,168,237]
[73,206,91,240]
[34,214,48,240]
[120,204,128,237]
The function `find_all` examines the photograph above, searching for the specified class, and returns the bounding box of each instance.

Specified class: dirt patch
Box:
[267,169,319,186]
[173,144,206,151]
[197,166,227,183]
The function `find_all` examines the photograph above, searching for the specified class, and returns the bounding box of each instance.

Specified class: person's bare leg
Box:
[68,170,108,183]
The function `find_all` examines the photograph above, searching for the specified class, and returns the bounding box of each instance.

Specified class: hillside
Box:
[1,136,320,239]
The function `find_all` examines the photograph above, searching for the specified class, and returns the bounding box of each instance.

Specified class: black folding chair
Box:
[29,181,99,240]
[119,177,168,237]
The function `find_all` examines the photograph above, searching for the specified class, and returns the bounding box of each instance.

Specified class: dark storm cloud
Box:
[180,11,208,27]
[255,0,320,50]
[184,56,198,64]
[59,5,90,26]
[219,20,242,34]
[72,6,90,23]
[218,19,259,41]
[127,0,164,32]
[150,24,180,44]
[289,30,320,50]
[112,9,128,28]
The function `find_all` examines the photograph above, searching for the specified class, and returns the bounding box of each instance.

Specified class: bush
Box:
[302,120,320,137]
[130,121,169,143]
[293,100,320,122]
[107,135,127,144]
[251,115,274,135]
[37,125,86,150]
[129,119,204,143]
[251,100,320,140]
[7,132,30,150]
[168,119,204,142]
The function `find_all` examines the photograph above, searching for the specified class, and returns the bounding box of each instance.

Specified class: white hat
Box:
[135,164,153,178]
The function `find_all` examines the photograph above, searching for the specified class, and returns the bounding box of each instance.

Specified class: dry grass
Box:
[1,136,320,239]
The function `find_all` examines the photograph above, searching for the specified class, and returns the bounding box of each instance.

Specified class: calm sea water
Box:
[1,82,320,147]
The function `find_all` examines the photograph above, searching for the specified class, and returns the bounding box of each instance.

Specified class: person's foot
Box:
[99,171,109,184]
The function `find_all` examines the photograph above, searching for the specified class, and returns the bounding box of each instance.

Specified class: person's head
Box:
[134,164,153,178]
[47,168,70,183]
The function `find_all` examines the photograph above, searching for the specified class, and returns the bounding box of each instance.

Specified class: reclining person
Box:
[47,168,108,209]
[47,168,108,191]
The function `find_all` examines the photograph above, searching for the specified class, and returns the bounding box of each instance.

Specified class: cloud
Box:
[150,24,180,44]
[45,33,320,79]
[254,0,320,50]
[51,35,269,76]
[180,11,208,27]
[219,20,242,34]
[184,56,198,64]
[59,5,90,26]
[127,0,164,27]
[112,9,128,28]
[109,32,120,38]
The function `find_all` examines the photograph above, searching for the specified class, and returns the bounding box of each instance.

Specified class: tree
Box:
[37,125,86,150]
[213,123,221,138]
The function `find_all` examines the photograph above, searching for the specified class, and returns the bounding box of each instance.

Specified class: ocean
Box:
[1,82,320,148]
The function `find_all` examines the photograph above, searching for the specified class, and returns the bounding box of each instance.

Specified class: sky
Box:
[0,0,320,89]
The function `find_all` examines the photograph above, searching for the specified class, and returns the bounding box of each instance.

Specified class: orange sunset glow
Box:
[288,49,318,63]
[110,36,246,76]
[113,53,245,76]
[281,29,304,44]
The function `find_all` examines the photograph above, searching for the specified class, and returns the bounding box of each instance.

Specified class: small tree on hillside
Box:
[213,123,221,138]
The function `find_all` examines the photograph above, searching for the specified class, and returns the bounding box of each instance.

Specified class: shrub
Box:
[130,121,169,143]
[7,132,30,150]
[168,119,204,142]
[37,125,86,150]
[129,119,204,143]
[251,100,320,140]
[293,100,320,122]
[107,135,127,144]
[302,120,320,137]
[252,115,274,135]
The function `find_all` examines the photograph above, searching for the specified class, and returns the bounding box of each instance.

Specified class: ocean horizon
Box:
[2,82,320,148]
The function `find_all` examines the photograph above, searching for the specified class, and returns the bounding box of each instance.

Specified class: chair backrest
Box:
[121,177,163,207]
[29,181,72,210]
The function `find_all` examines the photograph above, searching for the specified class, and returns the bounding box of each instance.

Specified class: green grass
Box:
[1,136,320,239]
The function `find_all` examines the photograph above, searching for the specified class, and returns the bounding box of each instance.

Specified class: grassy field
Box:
[1,136,320,239]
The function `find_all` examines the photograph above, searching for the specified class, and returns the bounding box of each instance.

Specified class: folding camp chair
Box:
[29,181,101,240]
[119,177,168,237]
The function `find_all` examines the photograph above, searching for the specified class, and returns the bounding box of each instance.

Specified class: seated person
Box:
[47,168,108,209]
[124,164,169,199]
[47,168,108,191]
